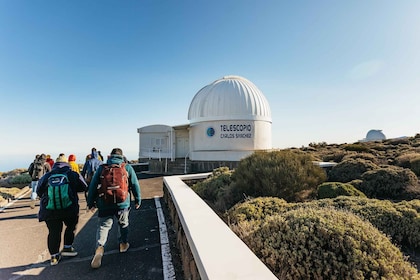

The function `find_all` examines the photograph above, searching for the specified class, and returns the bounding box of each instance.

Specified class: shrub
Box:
[227,196,420,251]
[359,166,420,200]
[343,143,370,152]
[226,197,288,224]
[410,157,420,177]
[343,152,379,164]
[316,182,366,199]
[9,174,32,185]
[328,158,379,183]
[231,207,419,279]
[0,187,22,200]
[395,153,420,169]
[191,167,233,209]
[230,150,326,203]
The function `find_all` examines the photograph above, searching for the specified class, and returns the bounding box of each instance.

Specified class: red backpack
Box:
[98,163,129,204]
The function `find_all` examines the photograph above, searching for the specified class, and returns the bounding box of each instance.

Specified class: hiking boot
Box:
[91,246,104,269]
[119,242,130,253]
[50,254,61,266]
[61,246,78,257]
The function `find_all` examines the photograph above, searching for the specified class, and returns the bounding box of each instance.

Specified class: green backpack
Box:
[46,173,73,210]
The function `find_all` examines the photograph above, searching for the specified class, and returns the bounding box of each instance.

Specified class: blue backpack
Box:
[46,173,73,210]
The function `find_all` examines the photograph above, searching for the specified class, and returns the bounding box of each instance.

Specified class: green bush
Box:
[359,166,420,200]
[328,158,379,183]
[9,173,32,185]
[231,207,419,279]
[317,182,366,199]
[230,150,326,203]
[191,167,233,212]
[227,196,420,251]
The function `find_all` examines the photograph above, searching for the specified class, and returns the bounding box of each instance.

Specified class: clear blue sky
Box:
[1,0,419,172]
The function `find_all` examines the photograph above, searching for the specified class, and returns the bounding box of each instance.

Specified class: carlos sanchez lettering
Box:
[207,124,253,139]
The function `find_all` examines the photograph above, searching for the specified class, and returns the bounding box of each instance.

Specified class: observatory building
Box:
[137,75,272,173]
[360,129,386,142]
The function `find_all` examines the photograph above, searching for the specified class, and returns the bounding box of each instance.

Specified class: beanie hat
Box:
[68,154,76,161]
[56,155,68,163]
[111,148,123,156]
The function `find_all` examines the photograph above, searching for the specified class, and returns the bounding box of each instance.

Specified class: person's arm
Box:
[28,163,34,177]
[87,165,101,209]
[72,171,88,193]
[44,163,51,173]
[127,165,141,209]
[36,175,47,198]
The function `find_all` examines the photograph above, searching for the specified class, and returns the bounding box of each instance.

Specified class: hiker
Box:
[68,154,80,173]
[36,155,88,266]
[28,154,51,209]
[97,150,104,161]
[87,148,141,269]
[46,155,54,168]
[81,148,102,185]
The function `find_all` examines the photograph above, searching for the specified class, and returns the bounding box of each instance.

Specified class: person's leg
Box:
[96,215,114,248]
[92,215,113,269]
[63,214,79,246]
[45,219,63,255]
[30,180,38,208]
[61,214,79,256]
[117,208,130,243]
[30,180,38,200]
[117,208,130,252]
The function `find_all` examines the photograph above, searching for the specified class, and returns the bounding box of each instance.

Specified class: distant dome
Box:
[188,75,272,123]
[366,129,386,141]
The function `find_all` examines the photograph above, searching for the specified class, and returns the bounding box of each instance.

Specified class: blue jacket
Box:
[87,154,141,217]
[81,151,103,179]
[37,162,88,222]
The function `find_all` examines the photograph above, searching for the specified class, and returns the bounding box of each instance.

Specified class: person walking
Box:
[36,155,88,266]
[68,154,80,173]
[81,148,102,185]
[28,154,51,209]
[46,155,54,168]
[87,148,141,269]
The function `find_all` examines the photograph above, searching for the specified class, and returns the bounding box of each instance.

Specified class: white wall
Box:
[189,120,272,161]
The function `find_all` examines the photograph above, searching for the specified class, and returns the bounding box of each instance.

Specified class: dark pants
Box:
[45,215,79,255]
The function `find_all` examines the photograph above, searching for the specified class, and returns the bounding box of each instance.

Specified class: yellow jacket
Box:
[69,161,80,173]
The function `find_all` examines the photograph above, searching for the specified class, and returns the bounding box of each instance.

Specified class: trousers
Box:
[45,215,79,255]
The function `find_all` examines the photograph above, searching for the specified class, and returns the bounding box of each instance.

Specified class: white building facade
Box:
[137,75,272,172]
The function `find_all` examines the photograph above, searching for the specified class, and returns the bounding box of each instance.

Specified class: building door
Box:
[176,137,189,158]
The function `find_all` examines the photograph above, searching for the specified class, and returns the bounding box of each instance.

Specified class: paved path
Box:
[0,175,181,280]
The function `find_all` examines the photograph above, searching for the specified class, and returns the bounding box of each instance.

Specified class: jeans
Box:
[30,180,39,200]
[96,208,130,248]
[45,215,79,255]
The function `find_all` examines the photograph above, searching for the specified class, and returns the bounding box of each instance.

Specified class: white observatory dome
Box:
[366,129,386,141]
[188,75,272,123]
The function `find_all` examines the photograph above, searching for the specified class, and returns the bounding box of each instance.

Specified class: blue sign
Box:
[207,127,215,137]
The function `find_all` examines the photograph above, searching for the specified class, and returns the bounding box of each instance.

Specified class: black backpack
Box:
[31,160,44,180]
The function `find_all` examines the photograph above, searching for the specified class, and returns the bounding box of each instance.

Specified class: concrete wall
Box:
[163,174,277,280]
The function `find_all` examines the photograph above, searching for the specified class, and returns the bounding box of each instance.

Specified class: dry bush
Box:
[328,158,379,183]
[230,207,419,279]
[359,166,420,200]
[343,152,379,164]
